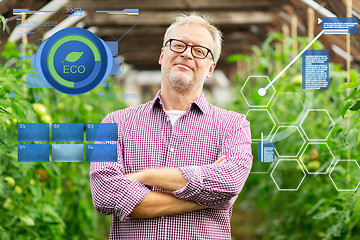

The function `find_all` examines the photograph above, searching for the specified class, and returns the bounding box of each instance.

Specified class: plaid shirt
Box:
[90,91,253,240]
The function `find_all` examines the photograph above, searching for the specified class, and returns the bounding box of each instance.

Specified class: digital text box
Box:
[18,144,49,162]
[86,144,117,162]
[18,123,49,141]
[302,50,329,89]
[86,123,118,141]
[52,144,84,162]
[321,17,358,33]
[52,123,83,141]
[258,142,275,163]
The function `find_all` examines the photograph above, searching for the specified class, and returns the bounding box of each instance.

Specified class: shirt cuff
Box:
[115,180,151,221]
[172,166,202,199]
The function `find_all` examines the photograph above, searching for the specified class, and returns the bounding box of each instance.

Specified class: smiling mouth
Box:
[175,64,193,71]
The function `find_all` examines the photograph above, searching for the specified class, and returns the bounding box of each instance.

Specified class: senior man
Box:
[90,13,253,240]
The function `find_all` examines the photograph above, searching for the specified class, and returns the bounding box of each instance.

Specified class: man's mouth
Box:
[174,63,193,71]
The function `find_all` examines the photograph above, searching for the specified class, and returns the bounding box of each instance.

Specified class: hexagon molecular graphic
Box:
[329,160,360,191]
[271,126,306,157]
[271,159,306,191]
[246,109,276,141]
[250,142,275,174]
[270,92,304,124]
[241,76,276,107]
[299,142,335,174]
[300,109,335,141]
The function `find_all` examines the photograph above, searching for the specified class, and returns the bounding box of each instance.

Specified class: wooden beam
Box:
[67,0,288,11]
[84,11,275,26]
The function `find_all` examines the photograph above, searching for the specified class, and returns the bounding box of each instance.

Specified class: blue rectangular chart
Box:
[86,123,118,141]
[18,144,49,162]
[86,144,117,162]
[302,50,329,89]
[52,144,84,162]
[52,123,83,141]
[18,123,49,141]
[258,142,275,163]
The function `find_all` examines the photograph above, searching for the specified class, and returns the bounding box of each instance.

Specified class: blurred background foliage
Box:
[228,33,360,240]
[0,31,359,240]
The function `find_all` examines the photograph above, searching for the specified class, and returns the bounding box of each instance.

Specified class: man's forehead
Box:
[169,24,213,47]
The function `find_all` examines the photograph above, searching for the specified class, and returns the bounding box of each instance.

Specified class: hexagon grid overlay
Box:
[241,76,276,107]
[246,109,276,141]
[270,159,306,191]
[300,109,335,141]
[270,92,304,124]
[271,126,306,158]
[299,142,335,174]
[329,160,360,191]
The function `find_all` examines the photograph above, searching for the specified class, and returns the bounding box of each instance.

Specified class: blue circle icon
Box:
[35,27,113,95]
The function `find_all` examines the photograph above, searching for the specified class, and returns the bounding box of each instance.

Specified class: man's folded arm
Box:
[128,116,253,210]
[90,162,207,219]
[173,117,253,209]
[90,112,206,220]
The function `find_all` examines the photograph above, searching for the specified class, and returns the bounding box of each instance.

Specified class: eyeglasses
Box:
[164,39,214,60]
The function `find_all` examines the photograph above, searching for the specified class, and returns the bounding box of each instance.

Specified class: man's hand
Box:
[124,155,227,190]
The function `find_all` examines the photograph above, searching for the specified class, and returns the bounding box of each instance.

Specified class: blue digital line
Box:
[13,9,56,14]
[35,94,45,103]
[96,9,139,14]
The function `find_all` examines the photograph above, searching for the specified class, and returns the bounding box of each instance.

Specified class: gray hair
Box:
[163,13,223,63]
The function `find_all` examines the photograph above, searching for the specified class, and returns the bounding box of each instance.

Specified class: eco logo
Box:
[35,27,113,95]
[0,14,6,33]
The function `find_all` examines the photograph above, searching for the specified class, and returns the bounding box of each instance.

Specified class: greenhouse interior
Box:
[0,0,360,239]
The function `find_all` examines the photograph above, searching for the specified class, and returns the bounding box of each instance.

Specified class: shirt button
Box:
[161,216,165,219]
[169,147,175,152]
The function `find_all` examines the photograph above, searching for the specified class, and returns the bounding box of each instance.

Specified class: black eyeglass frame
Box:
[164,39,214,61]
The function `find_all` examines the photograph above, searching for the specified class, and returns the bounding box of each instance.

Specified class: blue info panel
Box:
[18,144,49,162]
[86,123,118,141]
[18,123,49,141]
[52,123,83,141]
[258,142,275,163]
[302,50,329,89]
[321,17,358,33]
[86,144,117,162]
[52,144,84,162]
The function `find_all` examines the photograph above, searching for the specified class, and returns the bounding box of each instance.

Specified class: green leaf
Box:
[20,216,35,226]
[341,101,353,118]
[349,100,360,111]
[340,80,359,89]
[327,222,343,237]
[344,88,360,100]
[344,128,358,147]
[350,69,359,83]
[62,51,84,63]
[313,207,337,219]
[0,106,9,114]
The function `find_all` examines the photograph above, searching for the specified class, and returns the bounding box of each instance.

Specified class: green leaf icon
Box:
[62,51,84,63]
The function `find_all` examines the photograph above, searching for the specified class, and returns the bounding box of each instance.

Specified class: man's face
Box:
[158,24,216,93]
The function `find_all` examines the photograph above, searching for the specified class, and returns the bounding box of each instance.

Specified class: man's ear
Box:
[158,48,164,65]
[206,62,216,78]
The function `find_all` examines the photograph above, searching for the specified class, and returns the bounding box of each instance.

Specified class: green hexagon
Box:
[270,92,304,124]
[241,76,276,107]
[271,159,306,190]
[246,109,276,141]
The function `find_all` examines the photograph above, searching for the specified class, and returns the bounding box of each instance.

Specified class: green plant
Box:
[228,33,360,240]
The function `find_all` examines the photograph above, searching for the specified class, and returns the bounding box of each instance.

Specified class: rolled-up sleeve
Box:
[172,115,253,209]
[89,112,151,221]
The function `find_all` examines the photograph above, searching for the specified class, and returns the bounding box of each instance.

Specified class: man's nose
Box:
[180,46,193,59]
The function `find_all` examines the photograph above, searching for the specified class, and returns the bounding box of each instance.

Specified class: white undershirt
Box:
[165,110,186,126]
